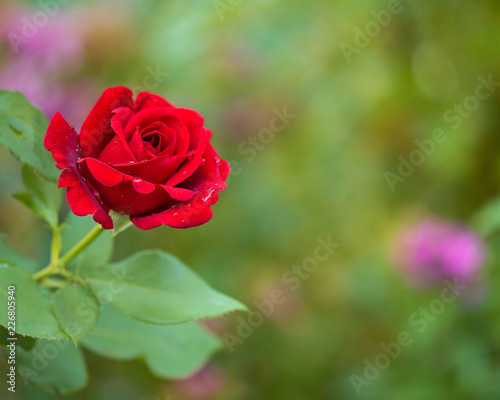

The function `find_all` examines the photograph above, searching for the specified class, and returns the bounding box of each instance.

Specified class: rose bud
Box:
[44,86,230,230]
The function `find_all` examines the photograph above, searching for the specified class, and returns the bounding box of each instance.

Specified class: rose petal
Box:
[169,108,205,152]
[61,169,113,229]
[179,142,228,191]
[109,107,137,161]
[140,122,176,156]
[124,107,190,155]
[163,186,195,201]
[128,127,147,161]
[131,140,229,230]
[44,112,80,169]
[131,200,213,230]
[165,128,208,187]
[113,154,186,184]
[80,87,134,157]
[98,135,136,164]
[45,113,113,229]
[217,157,231,180]
[83,158,126,187]
[81,178,174,216]
[132,178,156,194]
[124,107,170,140]
[135,92,175,111]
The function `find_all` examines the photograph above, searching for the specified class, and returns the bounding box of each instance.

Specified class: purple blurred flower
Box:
[393,218,485,287]
[0,1,90,123]
[0,2,83,69]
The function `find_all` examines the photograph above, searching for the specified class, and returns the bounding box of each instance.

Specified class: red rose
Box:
[44,86,230,230]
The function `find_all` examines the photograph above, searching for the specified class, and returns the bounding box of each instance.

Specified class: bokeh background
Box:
[1,0,500,399]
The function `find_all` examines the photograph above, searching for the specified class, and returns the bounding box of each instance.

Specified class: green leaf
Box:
[0,323,35,351]
[0,239,41,273]
[471,195,500,237]
[16,339,88,395]
[0,264,68,339]
[18,335,37,351]
[14,166,61,228]
[61,214,113,272]
[0,90,59,181]
[51,283,100,343]
[85,250,247,324]
[0,325,8,347]
[81,304,220,378]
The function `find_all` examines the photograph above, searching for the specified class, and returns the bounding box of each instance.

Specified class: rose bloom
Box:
[393,218,485,287]
[44,87,230,230]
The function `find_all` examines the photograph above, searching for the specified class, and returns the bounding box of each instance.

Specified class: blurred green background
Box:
[1,0,500,399]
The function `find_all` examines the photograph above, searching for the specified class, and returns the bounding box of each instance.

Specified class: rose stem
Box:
[33,224,103,281]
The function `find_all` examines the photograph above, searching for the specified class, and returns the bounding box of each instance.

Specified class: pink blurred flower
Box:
[0,2,83,68]
[174,364,227,399]
[393,218,485,287]
[0,1,90,123]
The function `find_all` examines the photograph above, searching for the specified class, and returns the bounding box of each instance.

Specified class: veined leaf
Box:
[16,339,88,395]
[51,283,100,343]
[81,304,220,378]
[14,166,61,228]
[0,90,59,181]
[85,250,247,324]
[0,263,68,339]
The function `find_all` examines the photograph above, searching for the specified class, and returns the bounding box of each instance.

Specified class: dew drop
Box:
[201,189,215,206]
[200,158,206,166]
[133,178,145,189]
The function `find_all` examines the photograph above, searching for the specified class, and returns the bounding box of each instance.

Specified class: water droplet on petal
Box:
[200,158,206,166]
[133,179,147,190]
[181,219,186,225]
[173,212,179,217]
[201,189,215,206]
